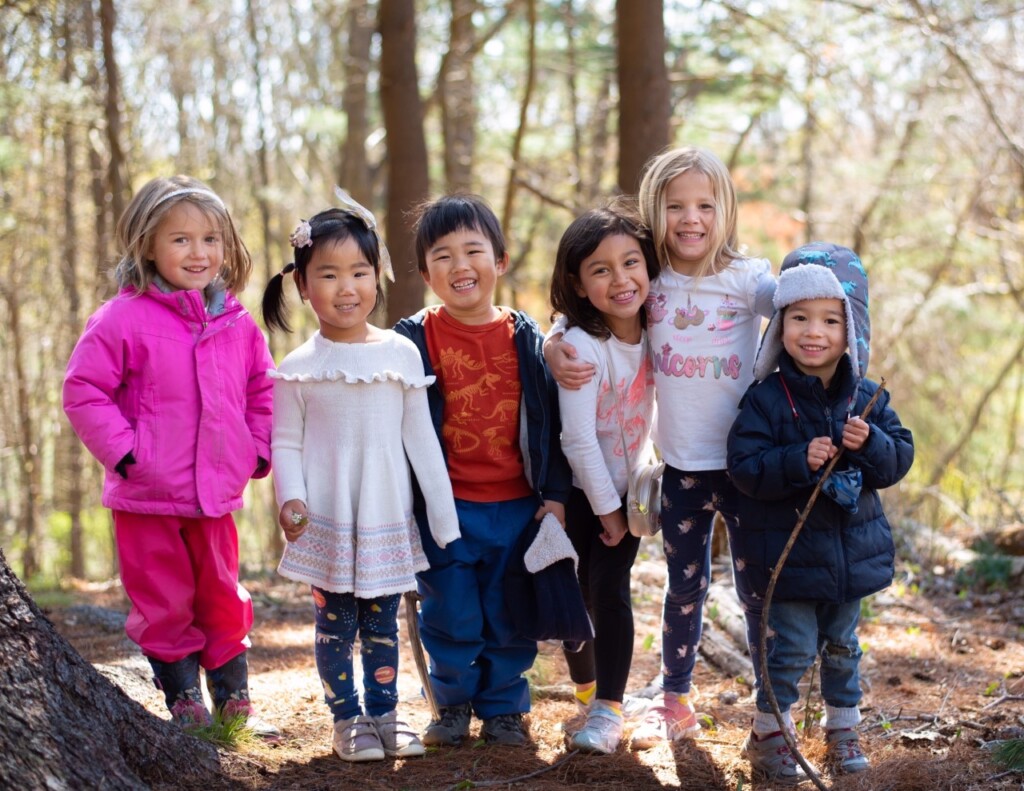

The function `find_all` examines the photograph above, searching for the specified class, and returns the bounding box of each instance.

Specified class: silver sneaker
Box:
[570,702,624,754]
[374,711,425,758]
[333,714,385,762]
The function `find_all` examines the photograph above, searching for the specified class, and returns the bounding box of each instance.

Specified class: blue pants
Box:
[660,466,763,694]
[312,587,401,721]
[417,496,539,719]
[756,599,863,714]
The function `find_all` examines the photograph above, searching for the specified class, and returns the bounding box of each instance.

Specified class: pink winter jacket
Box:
[63,285,274,518]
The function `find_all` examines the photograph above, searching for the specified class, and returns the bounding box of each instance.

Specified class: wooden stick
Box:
[758,378,888,791]
[403,590,441,721]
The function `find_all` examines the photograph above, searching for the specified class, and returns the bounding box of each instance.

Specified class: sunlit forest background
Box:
[2,0,1022,586]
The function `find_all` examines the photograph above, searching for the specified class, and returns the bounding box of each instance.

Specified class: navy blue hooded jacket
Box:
[726,352,914,603]
[395,308,572,533]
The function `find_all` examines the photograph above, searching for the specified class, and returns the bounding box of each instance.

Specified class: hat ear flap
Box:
[843,295,860,378]
[753,312,784,381]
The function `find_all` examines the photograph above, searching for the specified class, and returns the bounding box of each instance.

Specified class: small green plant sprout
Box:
[700,713,715,731]
[984,680,1001,697]
[860,596,877,620]
[642,633,655,651]
[956,543,1012,592]
[905,625,921,637]
[860,640,870,655]
[991,738,1024,771]
[189,710,260,749]
[708,602,719,620]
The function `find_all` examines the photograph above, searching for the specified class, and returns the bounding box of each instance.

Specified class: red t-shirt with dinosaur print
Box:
[423,306,533,502]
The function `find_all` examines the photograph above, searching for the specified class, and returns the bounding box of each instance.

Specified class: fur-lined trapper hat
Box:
[779,242,870,377]
[753,262,860,381]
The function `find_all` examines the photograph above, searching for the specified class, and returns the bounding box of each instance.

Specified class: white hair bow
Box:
[334,186,395,283]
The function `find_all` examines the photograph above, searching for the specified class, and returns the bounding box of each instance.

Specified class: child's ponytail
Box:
[261,262,296,334]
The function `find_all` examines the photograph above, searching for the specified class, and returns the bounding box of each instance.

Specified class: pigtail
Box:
[261,263,296,334]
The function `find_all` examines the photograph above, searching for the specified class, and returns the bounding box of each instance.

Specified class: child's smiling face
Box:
[420,226,508,324]
[148,202,224,292]
[662,170,716,275]
[299,236,377,343]
[574,233,650,342]
[782,297,848,385]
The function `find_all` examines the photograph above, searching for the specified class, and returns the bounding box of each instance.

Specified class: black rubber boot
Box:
[206,651,280,739]
[147,653,211,728]
[205,651,250,718]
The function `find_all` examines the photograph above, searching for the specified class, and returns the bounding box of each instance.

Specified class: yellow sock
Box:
[574,682,596,707]
[604,700,623,716]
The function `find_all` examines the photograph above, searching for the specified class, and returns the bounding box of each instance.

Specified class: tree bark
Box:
[0,282,40,579]
[99,0,128,267]
[495,0,536,307]
[338,0,373,205]
[0,548,223,789]
[380,0,429,325]
[61,2,86,579]
[441,0,477,192]
[616,0,669,194]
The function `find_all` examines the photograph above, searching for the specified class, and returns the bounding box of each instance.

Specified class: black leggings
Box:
[561,486,641,702]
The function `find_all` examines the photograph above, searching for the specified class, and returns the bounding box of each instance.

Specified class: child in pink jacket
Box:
[63,175,275,734]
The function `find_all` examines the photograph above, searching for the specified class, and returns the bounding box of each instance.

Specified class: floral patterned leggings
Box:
[658,466,761,695]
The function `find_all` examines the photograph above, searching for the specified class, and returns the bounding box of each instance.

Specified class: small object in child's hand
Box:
[290,512,307,526]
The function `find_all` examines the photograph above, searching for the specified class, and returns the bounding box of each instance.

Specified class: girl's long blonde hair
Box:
[637,146,742,279]
[114,175,252,295]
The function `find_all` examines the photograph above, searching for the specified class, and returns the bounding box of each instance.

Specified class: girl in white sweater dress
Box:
[261,194,460,763]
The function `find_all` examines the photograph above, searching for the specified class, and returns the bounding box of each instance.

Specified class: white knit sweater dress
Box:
[269,330,460,598]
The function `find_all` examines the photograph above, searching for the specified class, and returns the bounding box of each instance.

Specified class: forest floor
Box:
[47,538,1024,791]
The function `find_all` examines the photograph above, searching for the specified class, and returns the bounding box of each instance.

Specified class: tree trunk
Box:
[616,0,669,194]
[338,0,373,205]
[0,548,223,789]
[441,0,477,192]
[380,0,429,325]
[497,0,536,307]
[99,0,128,263]
[61,3,86,579]
[1,283,40,580]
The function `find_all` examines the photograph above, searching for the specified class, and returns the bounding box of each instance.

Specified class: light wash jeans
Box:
[755,599,863,714]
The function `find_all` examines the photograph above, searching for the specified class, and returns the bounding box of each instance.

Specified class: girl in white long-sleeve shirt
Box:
[261,197,460,764]
[547,201,661,755]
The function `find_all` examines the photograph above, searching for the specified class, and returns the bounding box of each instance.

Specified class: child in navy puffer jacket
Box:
[727,254,913,784]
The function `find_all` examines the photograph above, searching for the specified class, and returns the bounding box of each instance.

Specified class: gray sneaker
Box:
[333,714,385,762]
[482,712,528,746]
[742,730,809,785]
[374,711,425,758]
[422,703,472,746]
[826,728,870,774]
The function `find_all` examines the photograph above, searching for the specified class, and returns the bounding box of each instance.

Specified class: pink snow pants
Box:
[113,510,253,669]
